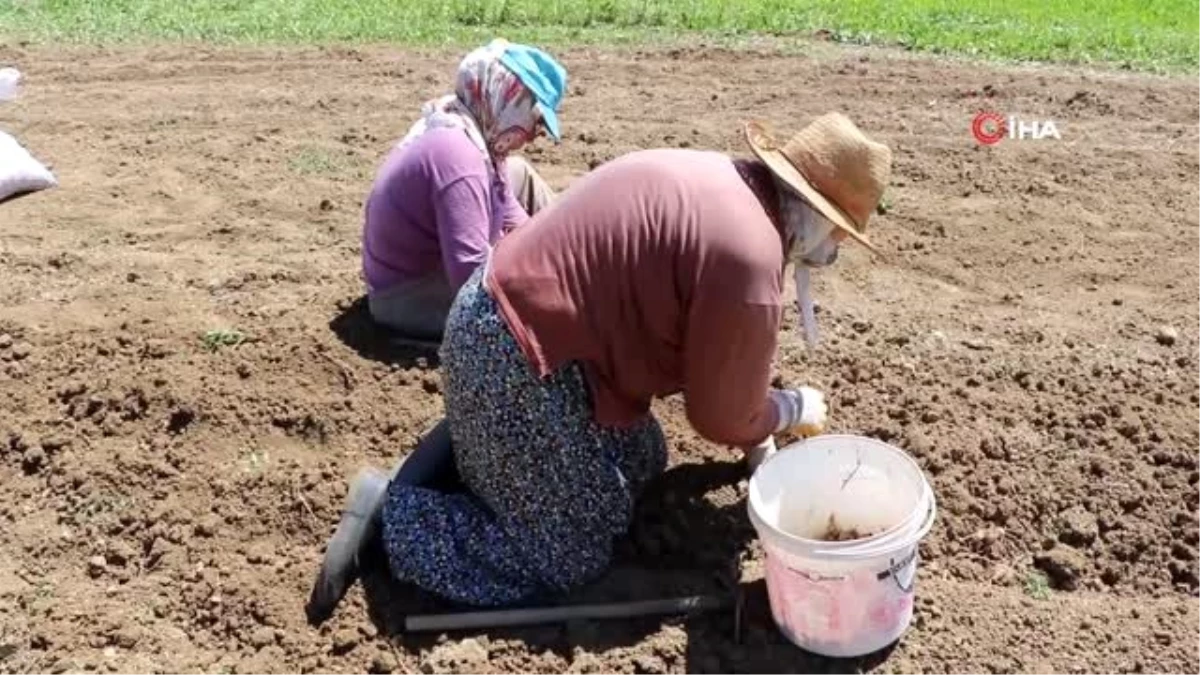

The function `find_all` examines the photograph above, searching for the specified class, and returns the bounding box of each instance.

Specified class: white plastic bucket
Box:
[748,435,936,658]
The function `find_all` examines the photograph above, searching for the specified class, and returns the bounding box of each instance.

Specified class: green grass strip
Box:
[0,0,1195,71]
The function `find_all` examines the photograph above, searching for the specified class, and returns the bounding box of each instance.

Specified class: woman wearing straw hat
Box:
[306,113,892,622]
[359,38,567,341]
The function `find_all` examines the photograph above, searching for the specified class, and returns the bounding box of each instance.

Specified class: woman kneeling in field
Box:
[307,113,893,623]
[360,38,566,341]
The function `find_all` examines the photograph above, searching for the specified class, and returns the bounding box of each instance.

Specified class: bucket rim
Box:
[747,434,937,559]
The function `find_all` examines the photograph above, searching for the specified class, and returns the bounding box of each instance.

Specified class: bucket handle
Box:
[786,566,847,583]
[875,549,919,594]
[781,550,919,590]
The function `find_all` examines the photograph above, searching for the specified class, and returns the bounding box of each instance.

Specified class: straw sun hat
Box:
[744,113,892,254]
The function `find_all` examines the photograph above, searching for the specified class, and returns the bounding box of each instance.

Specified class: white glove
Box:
[768,386,828,437]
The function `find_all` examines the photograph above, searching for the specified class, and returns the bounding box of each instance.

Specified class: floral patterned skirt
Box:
[380,266,667,606]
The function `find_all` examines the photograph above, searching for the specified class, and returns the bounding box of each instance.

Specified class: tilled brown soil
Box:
[0,41,1197,673]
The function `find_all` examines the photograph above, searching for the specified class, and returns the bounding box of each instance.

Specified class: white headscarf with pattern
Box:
[396,39,540,162]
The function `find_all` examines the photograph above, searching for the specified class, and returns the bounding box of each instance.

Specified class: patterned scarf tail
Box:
[795,265,819,349]
[395,38,539,160]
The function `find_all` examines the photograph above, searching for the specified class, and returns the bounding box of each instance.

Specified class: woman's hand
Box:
[746,387,828,475]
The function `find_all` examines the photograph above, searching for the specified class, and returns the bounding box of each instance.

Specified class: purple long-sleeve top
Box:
[361,127,528,293]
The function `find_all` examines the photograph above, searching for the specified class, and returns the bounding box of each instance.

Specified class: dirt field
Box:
[0,41,1197,673]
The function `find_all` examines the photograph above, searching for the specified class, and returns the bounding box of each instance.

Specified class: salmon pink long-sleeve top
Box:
[486,148,786,447]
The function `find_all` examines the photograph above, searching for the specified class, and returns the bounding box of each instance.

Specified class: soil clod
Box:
[87,556,108,579]
[1056,506,1100,547]
[1156,326,1179,346]
[10,342,32,361]
[422,638,489,674]
[1034,548,1088,590]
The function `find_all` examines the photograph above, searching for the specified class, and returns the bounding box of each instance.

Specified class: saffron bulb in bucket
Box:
[748,435,936,657]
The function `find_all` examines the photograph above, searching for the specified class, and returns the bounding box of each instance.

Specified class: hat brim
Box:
[744,121,881,257]
[538,103,562,143]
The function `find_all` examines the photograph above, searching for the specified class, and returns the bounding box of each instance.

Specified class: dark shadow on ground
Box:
[359,461,747,653]
[0,189,45,207]
[682,578,901,673]
[358,459,906,672]
[328,295,440,369]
